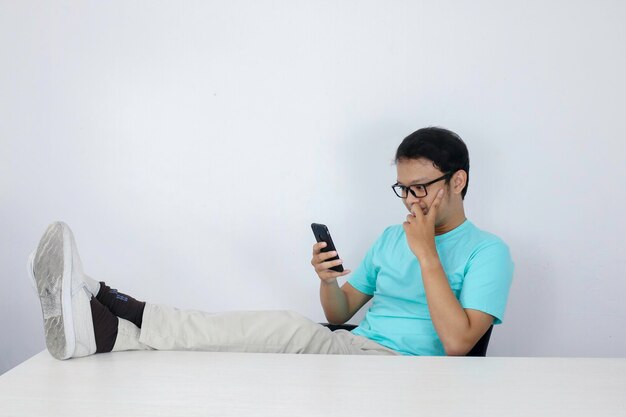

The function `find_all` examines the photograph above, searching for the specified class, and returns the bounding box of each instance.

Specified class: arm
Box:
[320,281,372,325]
[419,257,494,355]
[311,242,372,324]
[403,189,494,356]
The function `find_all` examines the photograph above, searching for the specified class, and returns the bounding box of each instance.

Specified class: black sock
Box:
[90,297,119,354]
[96,282,146,328]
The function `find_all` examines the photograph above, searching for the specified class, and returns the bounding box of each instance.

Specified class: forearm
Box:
[319,279,350,324]
[419,254,472,355]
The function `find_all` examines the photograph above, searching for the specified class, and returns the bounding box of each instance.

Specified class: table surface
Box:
[1,350,625,417]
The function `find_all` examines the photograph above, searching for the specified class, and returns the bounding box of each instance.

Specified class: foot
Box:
[30,222,97,359]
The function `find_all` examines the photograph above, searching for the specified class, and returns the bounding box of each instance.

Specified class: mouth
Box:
[407,205,428,216]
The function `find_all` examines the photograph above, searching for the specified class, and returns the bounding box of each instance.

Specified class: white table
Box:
[1,351,625,417]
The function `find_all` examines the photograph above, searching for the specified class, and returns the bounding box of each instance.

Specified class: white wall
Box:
[2,0,625,374]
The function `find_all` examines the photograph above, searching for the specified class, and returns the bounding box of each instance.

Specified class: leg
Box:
[112,318,152,352]
[29,222,399,358]
[139,306,343,353]
[138,305,399,355]
[94,281,146,329]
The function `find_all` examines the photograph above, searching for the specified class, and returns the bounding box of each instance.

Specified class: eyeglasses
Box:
[391,172,452,199]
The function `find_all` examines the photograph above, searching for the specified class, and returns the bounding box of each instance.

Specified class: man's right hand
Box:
[311,242,352,284]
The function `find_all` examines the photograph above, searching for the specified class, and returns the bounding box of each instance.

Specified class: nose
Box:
[405,193,421,209]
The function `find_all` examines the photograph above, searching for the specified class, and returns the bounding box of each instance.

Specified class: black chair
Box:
[321,323,494,357]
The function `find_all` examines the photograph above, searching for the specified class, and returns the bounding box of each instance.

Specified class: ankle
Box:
[90,297,118,353]
[96,282,146,328]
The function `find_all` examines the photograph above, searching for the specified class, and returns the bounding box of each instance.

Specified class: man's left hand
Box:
[403,188,445,261]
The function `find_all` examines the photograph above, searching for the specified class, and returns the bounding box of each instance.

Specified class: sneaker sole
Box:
[32,222,76,360]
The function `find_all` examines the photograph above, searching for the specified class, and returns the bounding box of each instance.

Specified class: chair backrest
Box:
[321,323,494,357]
[323,323,357,332]
[465,325,493,357]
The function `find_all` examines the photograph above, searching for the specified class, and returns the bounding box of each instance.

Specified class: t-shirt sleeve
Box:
[459,240,514,325]
[347,229,388,296]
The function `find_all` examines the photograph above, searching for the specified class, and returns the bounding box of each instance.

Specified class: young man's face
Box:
[395,158,455,222]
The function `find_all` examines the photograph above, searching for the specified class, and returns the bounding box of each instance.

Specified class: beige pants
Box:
[112,304,399,356]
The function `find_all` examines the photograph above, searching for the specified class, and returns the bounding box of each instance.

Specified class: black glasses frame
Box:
[391,172,453,199]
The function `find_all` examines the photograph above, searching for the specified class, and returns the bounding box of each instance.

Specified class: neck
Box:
[434,207,466,236]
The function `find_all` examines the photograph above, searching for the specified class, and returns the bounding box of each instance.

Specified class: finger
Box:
[312,252,332,266]
[317,250,339,263]
[428,189,445,217]
[312,241,327,255]
[410,203,422,217]
[320,269,351,281]
[315,258,344,272]
[317,258,344,271]
[312,249,337,266]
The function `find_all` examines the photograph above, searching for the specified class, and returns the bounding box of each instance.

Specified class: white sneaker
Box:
[30,221,97,359]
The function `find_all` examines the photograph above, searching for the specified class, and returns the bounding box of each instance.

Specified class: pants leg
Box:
[131,303,398,356]
[112,318,153,352]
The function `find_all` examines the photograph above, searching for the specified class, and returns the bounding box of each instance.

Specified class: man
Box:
[28,127,513,359]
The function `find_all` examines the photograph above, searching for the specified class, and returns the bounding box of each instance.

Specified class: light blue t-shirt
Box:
[348,220,514,356]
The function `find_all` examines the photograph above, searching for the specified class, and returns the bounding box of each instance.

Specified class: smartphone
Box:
[311,223,344,272]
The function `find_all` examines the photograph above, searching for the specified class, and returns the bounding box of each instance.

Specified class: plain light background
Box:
[1,0,625,375]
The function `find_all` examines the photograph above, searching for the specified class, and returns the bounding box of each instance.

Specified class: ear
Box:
[450,170,467,196]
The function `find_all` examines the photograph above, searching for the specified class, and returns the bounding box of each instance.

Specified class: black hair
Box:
[395,127,470,199]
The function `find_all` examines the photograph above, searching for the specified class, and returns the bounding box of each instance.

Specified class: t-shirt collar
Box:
[434,219,471,242]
